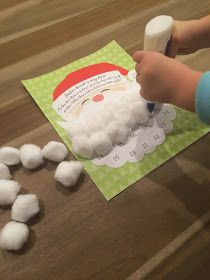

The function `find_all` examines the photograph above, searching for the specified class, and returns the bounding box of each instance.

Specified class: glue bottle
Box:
[143,15,173,113]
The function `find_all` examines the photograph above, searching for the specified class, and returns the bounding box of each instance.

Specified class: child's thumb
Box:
[133,51,144,63]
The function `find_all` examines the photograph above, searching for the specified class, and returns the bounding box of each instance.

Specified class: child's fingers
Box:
[135,63,141,74]
[136,72,142,85]
[177,48,195,55]
[165,36,178,58]
[133,51,145,74]
[132,51,144,63]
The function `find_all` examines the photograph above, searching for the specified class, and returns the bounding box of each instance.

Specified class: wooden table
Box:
[0,1,210,279]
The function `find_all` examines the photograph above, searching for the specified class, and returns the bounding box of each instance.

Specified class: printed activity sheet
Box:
[22,41,210,200]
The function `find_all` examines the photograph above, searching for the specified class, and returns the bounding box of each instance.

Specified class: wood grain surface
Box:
[0,1,210,279]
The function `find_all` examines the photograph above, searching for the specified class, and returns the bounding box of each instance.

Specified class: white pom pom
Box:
[115,109,136,129]
[98,108,114,126]
[130,102,150,124]
[20,144,43,170]
[91,131,113,156]
[116,98,130,111]
[154,103,163,112]
[72,135,93,159]
[123,93,140,105]
[65,120,87,139]
[55,161,84,187]
[0,221,29,251]
[42,141,68,162]
[0,179,20,205]
[111,100,124,112]
[85,118,104,136]
[11,194,40,223]
[106,121,129,144]
[0,163,11,180]
[0,147,20,165]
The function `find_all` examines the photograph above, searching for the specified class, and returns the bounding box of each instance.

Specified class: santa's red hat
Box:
[53,62,128,101]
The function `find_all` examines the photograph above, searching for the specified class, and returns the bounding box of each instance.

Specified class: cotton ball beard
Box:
[66,95,150,159]
[0,180,21,205]
[90,131,113,156]
[0,221,29,251]
[55,161,84,187]
[106,121,129,144]
[72,135,93,159]
[0,163,11,180]
[153,103,163,112]
[0,147,20,165]
[130,102,150,124]
[42,141,68,162]
[97,108,114,126]
[123,92,142,105]
[11,194,40,223]
[65,120,87,139]
[85,118,105,137]
[115,109,136,129]
[20,144,43,170]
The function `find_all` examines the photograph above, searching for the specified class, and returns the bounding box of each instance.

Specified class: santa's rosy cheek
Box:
[93,94,104,102]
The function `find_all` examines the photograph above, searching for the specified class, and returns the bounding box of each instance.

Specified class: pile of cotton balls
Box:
[0,179,40,251]
[63,92,150,159]
[0,141,83,251]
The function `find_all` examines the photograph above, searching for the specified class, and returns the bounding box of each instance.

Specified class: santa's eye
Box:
[82,99,90,105]
[101,89,110,92]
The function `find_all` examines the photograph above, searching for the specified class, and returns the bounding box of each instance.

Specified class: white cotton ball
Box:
[20,144,43,169]
[11,194,40,223]
[72,135,93,159]
[55,161,84,187]
[106,121,129,144]
[65,120,87,139]
[123,93,141,105]
[130,102,150,124]
[0,179,20,205]
[117,98,131,111]
[111,100,124,112]
[91,131,113,156]
[98,108,114,126]
[42,141,68,162]
[0,147,20,165]
[154,102,163,112]
[85,118,104,136]
[0,163,11,180]
[0,221,29,251]
[115,109,136,129]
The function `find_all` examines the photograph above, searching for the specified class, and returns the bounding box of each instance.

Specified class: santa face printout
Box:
[22,41,210,200]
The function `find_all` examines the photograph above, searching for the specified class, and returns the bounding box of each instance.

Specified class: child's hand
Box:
[133,51,202,111]
[167,17,210,57]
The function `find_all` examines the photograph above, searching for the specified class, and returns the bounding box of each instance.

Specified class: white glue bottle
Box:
[143,15,173,113]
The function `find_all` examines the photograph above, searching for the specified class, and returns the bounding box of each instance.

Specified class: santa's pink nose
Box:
[93,94,104,102]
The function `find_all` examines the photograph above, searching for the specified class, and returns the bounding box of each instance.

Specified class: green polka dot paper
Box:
[22,41,210,200]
